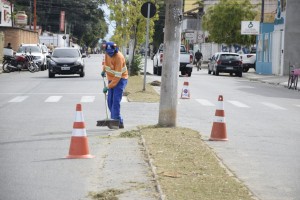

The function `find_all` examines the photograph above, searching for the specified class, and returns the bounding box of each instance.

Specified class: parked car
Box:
[238,47,256,72]
[208,52,243,77]
[153,43,194,76]
[47,47,86,78]
[16,43,48,71]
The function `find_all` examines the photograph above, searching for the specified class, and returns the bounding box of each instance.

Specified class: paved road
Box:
[0,54,299,200]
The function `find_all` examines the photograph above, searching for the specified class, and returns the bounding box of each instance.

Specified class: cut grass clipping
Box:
[138,126,256,200]
[88,189,123,200]
[125,75,160,102]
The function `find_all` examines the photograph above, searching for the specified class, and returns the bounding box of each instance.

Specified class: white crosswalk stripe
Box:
[261,102,286,110]
[195,99,215,106]
[45,96,62,102]
[80,96,95,103]
[9,96,28,102]
[121,96,128,103]
[4,96,296,112]
[227,100,249,108]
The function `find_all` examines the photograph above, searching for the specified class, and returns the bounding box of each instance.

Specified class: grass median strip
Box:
[125,75,160,102]
[122,75,256,199]
[139,126,256,200]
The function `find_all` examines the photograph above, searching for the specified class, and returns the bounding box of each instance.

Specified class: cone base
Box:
[66,154,95,159]
[209,137,228,141]
[210,122,228,141]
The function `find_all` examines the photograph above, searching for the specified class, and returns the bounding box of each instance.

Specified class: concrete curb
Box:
[141,135,165,200]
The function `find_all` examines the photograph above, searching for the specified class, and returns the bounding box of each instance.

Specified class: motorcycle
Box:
[2,54,39,73]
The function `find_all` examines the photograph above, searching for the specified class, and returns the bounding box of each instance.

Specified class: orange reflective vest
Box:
[103,52,128,89]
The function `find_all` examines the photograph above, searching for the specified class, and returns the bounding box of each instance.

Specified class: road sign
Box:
[141,2,156,18]
[185,32,195,40]
[241,21,260,35]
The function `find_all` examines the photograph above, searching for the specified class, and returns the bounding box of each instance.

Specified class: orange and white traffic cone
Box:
[180,81,190,99]
[209,95,228,141]
[66,104,94,159]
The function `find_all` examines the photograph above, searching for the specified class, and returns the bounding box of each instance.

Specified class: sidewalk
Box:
[242,70,290,89]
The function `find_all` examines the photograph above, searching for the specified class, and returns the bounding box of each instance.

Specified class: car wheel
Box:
[208,66,211,74]
[215,70,219,76]
[157,67,162,76]
[80,72,85,77]
[41,64,46,71]
[153,62,158,74]
[243,67,249,72]
[48,70,55,78]
[236,72,242,77]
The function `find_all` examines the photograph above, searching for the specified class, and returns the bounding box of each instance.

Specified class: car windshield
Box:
[17,46,41,53]
[220,54,240,60]
[52,49,80,58]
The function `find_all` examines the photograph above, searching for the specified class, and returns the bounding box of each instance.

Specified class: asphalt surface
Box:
[0,60,297,200]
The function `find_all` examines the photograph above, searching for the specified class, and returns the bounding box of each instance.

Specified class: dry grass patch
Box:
[125,75,160,102]
[140,126,256,200]
[88,189,123,200]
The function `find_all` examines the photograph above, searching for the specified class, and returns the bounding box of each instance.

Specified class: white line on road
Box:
[80,96,95,103]
[227,100,249,108]
[195,99,215,106]
[121,96,128,103]
[261,102,286,110]
[9,96,28,102]
[45,96,62,102]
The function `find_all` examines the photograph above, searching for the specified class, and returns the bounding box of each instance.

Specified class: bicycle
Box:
[195,58,202,71]
[287,64,300,90]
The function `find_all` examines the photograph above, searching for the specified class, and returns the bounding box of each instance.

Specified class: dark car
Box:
[47,47,86,78]
[208,52,243,77]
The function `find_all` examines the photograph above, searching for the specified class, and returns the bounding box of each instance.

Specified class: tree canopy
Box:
[105,0,158,52]
[202,0,257,46]
[12,0,108,47]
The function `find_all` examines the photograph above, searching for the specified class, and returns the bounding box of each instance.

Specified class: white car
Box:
[238,47,256,72]
[153,43,194,76]
[16,44,48,71]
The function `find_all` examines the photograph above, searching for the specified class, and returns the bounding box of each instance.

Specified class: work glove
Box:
[103,86,108,94]
[101,71,106,77]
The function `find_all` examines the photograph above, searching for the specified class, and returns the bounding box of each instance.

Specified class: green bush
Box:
[127,54,143,76]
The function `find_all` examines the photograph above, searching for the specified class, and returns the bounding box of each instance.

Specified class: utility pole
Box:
[34,0,37,31]
[261,0,264,23]
[158,0,183,127]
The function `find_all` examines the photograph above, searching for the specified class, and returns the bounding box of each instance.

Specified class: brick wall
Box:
[0,27,39,51]
[0,27,38,63]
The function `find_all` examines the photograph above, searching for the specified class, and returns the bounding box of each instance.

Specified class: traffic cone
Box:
[180,81,190,99]
[209,95,228,141]
[66,104,94,159]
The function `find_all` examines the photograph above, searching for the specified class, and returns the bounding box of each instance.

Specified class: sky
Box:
[101,4,115,41]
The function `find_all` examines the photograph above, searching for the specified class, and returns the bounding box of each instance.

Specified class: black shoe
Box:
[107,124,119,129]
[119,123,124,129]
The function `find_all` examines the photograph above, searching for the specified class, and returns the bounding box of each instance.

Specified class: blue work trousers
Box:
[107,78,128,124]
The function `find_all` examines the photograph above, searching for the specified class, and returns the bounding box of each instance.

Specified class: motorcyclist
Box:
[101,41,128,129]
[5,43,12,49]
[195,50,203,71]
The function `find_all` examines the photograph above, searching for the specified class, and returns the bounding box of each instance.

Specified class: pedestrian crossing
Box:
[3,95,299,110]
[5,95,128,103]
[193,98,298,111]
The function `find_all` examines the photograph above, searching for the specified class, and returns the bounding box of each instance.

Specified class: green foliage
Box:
[202,0,257,46]
[126,54,143,76]
[106,0,158,51]
[153,1,165,49]
[13,0,108,48]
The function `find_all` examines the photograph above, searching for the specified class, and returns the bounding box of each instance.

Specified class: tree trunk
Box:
[158,0,182,127]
